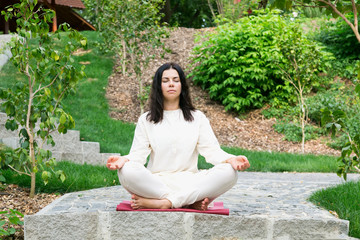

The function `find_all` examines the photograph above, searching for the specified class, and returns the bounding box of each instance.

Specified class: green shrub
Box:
[190,11,328,113]
[306,89,346,124]
[0,209,24,237]
[273,121,326,142]
[306,84,360,149]
[327,59,359,81]
[313,14,360,60]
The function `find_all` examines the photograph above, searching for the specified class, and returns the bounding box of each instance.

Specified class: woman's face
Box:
[161,68,182,102]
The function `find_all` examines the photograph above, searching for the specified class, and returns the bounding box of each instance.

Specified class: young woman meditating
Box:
[106,62,250,210]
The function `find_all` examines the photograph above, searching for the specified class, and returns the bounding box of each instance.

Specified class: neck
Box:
[163,100,180,110]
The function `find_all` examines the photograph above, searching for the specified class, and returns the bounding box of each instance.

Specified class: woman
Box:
[106,62,250,210]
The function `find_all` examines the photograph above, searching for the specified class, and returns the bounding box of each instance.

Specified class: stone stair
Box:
[0,112,118,165]
[0,34,12,70]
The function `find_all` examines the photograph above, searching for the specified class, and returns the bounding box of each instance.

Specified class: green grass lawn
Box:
[310,180,360,238]
[0,30,359,238]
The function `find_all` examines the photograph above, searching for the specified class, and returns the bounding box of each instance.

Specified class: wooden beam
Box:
[70,10,96,31]
[4,19,9,34]
[51,0,57,32]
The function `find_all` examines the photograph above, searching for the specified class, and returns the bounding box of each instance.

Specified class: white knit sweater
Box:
[124,109,234,174]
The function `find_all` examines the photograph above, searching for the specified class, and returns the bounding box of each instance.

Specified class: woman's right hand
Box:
[106,156,129,170]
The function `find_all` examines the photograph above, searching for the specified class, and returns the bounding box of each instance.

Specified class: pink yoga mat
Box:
[116,201,229,215]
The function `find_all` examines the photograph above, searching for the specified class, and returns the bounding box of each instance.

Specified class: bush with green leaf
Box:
[273,121,327,142]
[0,0,86,197]
[313,14,360,60]
[212,0,258,24]
[327,59,360,81]
[0,209,24,237]
[320,61,360,179]
[306,84,360,149]
[190,11,329,113]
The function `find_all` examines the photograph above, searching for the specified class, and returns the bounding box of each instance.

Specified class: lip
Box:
[167,90,176,93]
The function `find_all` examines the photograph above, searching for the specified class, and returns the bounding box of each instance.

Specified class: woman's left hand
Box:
[226,155,250,171]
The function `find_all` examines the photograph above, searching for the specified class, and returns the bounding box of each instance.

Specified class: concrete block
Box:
[0,124,18,138]
[63,142,82,153]
[51,151,63,161]
[42,140,64,152]
[2,137,20,149]
[82,141,100,154]
[272,218,349,240]
[62,152,84,164]
[24,212,99,240]
[0,112,8,124]
[83,152,103,165]
[191,214,269,240]
[108,212,187,240]
[61,130,80,142]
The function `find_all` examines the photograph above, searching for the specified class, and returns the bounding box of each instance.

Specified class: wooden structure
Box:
[0,0,95,34]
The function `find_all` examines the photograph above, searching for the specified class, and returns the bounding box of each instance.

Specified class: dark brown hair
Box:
[146,62,195,123]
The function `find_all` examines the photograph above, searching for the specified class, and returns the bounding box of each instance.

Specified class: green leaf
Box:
[0,175,6,182]
[80,39,87,46]
[41,171,50,185]
[59,114,66,124]
[44,88,51,96]
[0,220,6,227]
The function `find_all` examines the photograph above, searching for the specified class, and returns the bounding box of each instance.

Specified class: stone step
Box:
[1,137,20,149]
[43,140,100,154]
[52,152,119,165]
[50,130,80,142]
[24,176,356,240]
[24,211,350,240]
[0,112,117,166]
[0,124,18,138]
[0,112,8,124]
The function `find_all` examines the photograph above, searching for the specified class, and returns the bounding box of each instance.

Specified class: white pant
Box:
[117,161,238,208]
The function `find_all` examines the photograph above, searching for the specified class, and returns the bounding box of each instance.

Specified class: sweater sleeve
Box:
[196,112,234,165]
[123,115,151,165]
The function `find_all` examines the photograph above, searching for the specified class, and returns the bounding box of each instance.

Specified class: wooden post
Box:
[51,0,57,32]
[52,11,57,32]
[4,19,9,34]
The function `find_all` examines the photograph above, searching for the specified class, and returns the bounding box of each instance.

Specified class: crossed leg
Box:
[131,194,210,210]
[118,161,237,210]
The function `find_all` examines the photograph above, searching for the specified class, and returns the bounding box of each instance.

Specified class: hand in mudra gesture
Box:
[106,156,129,170]
[226,155,250,171]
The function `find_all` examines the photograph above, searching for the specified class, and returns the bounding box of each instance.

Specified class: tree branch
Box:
[7,165,31,176]
[32,59,70,96]
[351,0,358,33]
[274,62,301,94]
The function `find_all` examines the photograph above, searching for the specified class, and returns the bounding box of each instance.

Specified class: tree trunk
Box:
[257,0,268,9]
[162,0,172,23]
[139,75,144,115]
[96,0,101,31]
[29,124,36,198]
[122,40,126,75]
[207,0,217,20]
[300,90,305,154]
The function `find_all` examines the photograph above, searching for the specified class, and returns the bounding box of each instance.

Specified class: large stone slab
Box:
[24,211,349,240]
[24,173,360,240]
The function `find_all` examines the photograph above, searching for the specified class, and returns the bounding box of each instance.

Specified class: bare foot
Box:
[130,194,172,210]
[188,197,210,211]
